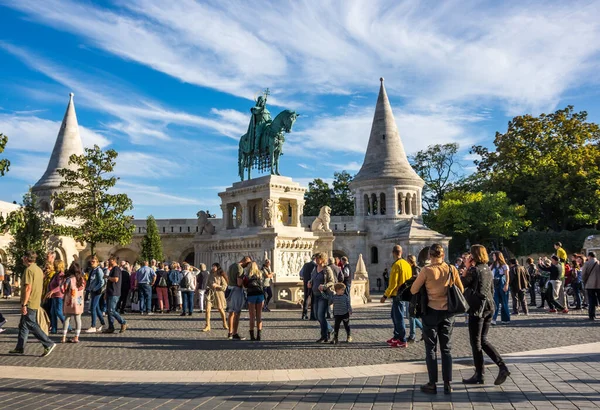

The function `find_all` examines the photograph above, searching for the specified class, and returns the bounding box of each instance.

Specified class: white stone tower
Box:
[351,78,425,222]
[32,93,84,212]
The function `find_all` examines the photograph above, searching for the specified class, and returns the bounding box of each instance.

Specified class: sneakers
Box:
[386,338,397,345]
[41,343,56,357]
[120,323,128,333]
[227,333,233,340]
[491,320,497,325]
[390,340,408,348]
[231,334,246,341]
[548,309,557,313]
[102,328,116,334]
[561,309,569,314]
[9,348,24,355]
[85,327,97,333]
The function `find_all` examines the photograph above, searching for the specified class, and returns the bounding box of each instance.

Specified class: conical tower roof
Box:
[353,78,423,186]
[33,93,84,191]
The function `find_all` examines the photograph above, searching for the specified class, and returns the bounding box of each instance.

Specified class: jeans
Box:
[468,312,505,376]
[422,308,455,384]
[106,295,126,329]
[391,298,406,342]
[117,289,129,313]
[169,286,180,310]
[314,294,332,339]
[302,282,311,317]
[493,287,511,322]
[50,297,67,333]
[547,280,565,310]
[403,301,423,339]
[16,308,54,351]
[529,282,537,305]
[90,292,105,328]
[572,282,583,309]
[138,283,152,313]
[587,289,600,319]
[510,288,528,314]
[182,290,194,314]
[263,286,272,307]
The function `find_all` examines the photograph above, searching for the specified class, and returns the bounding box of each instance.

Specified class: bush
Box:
[513,229,600,256]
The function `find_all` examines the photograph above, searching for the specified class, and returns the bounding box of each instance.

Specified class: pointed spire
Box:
[33,93,84,191]
[353,78,423,185]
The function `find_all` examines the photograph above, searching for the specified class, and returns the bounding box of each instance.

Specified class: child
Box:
[329,282,352,344]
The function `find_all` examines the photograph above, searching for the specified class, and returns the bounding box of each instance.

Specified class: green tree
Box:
[52,145,134,256]
[430,191,530,244]
[1,191,48,277]
[331,171,354,216]
[471,106,600,231]
[410,143,461,213]
[0,133,10,176]
[140,215,163,262]
[304,178,331,216]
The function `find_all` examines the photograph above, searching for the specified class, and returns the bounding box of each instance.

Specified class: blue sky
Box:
[1,0,600,219]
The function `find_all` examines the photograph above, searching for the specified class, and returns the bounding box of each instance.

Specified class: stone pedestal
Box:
[194,175,334,308]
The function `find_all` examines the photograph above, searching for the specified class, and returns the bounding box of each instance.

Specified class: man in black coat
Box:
[300,255,317,320]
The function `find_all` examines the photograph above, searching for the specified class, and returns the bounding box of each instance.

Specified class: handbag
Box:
[447,265,469,315]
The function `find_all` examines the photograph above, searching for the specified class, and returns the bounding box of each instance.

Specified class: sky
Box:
[1,0,600,219]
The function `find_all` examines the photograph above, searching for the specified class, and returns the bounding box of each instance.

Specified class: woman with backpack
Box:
[180,263,197,316]
[461,245,510,386]
[155,263,170,313]
[246,261,265,340]
[61,262,86,343]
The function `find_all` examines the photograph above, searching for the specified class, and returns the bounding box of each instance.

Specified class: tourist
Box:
[491,251,510,325]
[103,256,127,333]
[461,245,510,386]
[538,256,567,313]
[329,282,352,344]
[380,245,412,348]
[226,256,251,340]
[508,259,529,315]
[554,242,569,309]
[246,261,265,341]
[526,258,538,307]
[308,252,335,343]
[1,260,11,299]
[136,260,156,315]
[382,268,389,288]
[406,255,423,342]
[0,262,6,332]
[554,242,568,263]
[42,251,56,315]
[168,262,182,312]
[537,257,551,309]
[300,255,317,320]
[155,262,170,313]
[327,257,341,318]
[203,262,228,332]
[410,244,463,395]
[61,262,86,343]
[582,251,600,320]
[570,260,583,310]
[0,261,4,299]
[196,263,209,313]
[85,256,106,333]
[341,256,352,297]
[117,261,131,314]
[262,259,273,312]
[180,263,196,316]
[45,259,69,334]
[9,250,56,357]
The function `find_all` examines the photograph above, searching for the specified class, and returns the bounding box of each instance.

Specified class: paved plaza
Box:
[1,298,600,409]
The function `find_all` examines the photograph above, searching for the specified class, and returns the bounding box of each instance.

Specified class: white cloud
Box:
[115,180,219,208]
[6,0,600,112]
[0,113,110,152]
[114,152,178,179]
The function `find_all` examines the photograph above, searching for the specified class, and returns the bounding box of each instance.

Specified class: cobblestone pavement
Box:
[1,354,599,409]
[0,298,598,371]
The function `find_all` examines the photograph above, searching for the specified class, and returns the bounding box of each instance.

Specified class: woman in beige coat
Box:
[203,263,229,332]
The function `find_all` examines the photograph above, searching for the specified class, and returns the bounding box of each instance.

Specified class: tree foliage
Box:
[303,171,354,217]
[430,191,531,244]
[52,145,134,256]
[472,106,600,231]
[0,133,10,176]
[1,192,48,276]
[410,143,460,213]
[140,215,163,262]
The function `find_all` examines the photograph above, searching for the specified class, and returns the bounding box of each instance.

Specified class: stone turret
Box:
[350,78,425,219]
[32,93,84,212]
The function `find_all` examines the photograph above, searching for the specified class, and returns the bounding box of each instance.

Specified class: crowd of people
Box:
[0,241,598,397]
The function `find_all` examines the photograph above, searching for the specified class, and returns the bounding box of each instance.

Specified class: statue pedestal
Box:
[194,175,334,308]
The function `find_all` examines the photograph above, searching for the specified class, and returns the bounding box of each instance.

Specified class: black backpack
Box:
[180,272,191,289]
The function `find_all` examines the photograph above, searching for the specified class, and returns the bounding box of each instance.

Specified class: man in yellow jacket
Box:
[380,245,412,348]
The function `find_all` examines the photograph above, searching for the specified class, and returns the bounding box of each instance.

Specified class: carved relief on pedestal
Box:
[275,249,313,283]
[263,198,282,228]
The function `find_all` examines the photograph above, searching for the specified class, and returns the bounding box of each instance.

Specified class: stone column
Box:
[241,201,250,228]
[400,192,405,215]
[295,200,305,227]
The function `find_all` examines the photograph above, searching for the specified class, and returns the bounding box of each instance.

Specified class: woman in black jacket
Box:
[461,245,510,386]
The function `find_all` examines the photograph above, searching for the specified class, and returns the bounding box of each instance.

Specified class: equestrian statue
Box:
[238,89,298,181]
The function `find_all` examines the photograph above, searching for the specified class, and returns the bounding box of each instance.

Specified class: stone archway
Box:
[332,249,349,259]
[180,248,195,266]
[113,248,138,265]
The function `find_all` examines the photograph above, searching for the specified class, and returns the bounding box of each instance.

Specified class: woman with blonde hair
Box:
[203,263,228,332]
[246,261,265,340]
[45,259,69,334]
[491,251,510,324]
[410,244,463,395]
[308,252,336,343]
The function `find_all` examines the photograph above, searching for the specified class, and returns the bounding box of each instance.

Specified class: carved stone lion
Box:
[311,206,331,232]
[196,210,216,235]
[263,199,281,228]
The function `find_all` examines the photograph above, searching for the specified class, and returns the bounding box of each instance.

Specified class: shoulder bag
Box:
[447,265,469,315]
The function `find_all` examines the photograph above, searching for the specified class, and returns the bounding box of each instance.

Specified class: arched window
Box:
[405,194,411,216]
[371,246,379,264]
[380,193,386,215]
[364,194,370,216]
[371,194,378,215]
